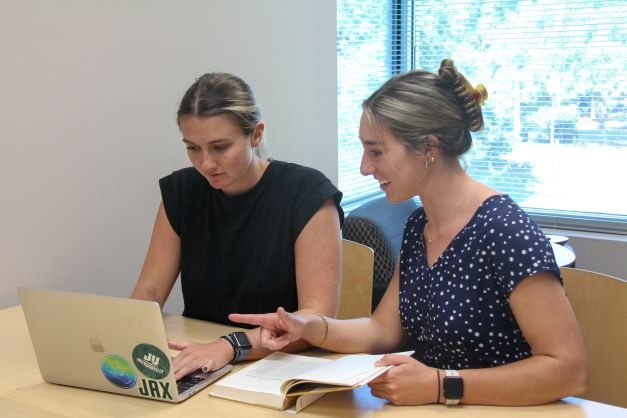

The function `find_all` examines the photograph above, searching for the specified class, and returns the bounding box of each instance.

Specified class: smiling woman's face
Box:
[358,112,428,203]
[179,115,263,196]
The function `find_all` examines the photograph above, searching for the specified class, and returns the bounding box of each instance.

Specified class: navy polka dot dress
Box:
[399,195,560,369]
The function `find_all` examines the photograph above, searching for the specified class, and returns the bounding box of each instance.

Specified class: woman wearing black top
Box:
[131,73,343,380]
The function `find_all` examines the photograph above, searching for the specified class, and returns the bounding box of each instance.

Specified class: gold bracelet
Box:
[311,314,328,347]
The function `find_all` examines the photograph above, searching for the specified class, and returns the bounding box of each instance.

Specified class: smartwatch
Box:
[443,369,463,405]
[220,332,252,364]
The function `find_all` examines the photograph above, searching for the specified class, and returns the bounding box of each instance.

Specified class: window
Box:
[337,0,397,211]
[337,0,627,233]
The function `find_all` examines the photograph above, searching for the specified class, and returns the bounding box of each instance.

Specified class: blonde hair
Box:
[363,59,487,157]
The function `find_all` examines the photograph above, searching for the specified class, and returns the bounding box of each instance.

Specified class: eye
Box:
[211,144,229,152]
[185,145,200,151]
[368,149,383,158]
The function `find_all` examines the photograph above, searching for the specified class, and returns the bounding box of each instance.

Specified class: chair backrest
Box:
[342,197,420,309]
[561,267,627,408]
[336,239,374,319]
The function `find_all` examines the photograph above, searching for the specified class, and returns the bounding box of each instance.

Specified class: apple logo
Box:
[89,336,105,353]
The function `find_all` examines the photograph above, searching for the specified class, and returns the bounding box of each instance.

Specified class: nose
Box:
[200,151,217,172]
[360,152,374,176]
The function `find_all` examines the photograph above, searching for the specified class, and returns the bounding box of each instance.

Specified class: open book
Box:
[209,350,413,412]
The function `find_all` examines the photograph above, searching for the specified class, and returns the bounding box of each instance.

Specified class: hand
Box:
[367,354,438,405]
[229,307,308,350]
[167,338,234,380]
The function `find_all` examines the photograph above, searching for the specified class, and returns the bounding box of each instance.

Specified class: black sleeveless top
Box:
[159,160,343,326]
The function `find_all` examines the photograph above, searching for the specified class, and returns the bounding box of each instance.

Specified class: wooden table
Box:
[1,305,625,417]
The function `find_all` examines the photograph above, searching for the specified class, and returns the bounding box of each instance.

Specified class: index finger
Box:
[228,312,277,328]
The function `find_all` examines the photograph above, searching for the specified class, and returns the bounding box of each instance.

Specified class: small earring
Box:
[425,156,435,169]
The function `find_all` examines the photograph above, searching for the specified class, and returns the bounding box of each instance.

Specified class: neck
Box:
[421,163,471,221]
[421,168,473,243]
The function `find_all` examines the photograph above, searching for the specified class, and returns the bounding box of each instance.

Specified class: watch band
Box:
[220,332,252,364]
[443,369,463,405]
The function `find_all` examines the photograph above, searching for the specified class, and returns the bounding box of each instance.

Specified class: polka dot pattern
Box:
[399,195,560,369]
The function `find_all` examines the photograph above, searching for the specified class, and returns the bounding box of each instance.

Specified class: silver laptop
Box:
[17,287,233,403]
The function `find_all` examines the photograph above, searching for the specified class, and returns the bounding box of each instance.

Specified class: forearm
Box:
[299,315,402,354]
[440,354,588,406]
[130,276,175,308]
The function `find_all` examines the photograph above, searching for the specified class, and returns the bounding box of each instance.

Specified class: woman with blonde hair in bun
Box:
[230,59,588,407]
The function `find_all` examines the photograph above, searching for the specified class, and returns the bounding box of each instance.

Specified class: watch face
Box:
[443,376,464,399]
[231,332,252,349]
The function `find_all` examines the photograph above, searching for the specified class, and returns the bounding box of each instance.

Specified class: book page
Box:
[291,351,414,387]
[215,352,331,396]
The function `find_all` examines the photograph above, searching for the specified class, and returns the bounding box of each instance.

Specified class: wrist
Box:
[435,368,442,404]
[303,314,322,344]
[217,336,236,363]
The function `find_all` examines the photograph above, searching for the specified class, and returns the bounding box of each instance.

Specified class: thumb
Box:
[375,353,413,367]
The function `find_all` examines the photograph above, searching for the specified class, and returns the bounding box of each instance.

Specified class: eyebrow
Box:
[182,138,230,146]
[361,138,385,147]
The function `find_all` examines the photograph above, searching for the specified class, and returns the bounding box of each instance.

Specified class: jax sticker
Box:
[132,343,170,379]
[101,355,137,389]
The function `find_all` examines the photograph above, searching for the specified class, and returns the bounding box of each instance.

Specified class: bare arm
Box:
[448,272,588,405]
[229,261,406,354]
[233,271,588,406]
[130,202,180,308]
[370,271,588,406]
[247,198,343,359]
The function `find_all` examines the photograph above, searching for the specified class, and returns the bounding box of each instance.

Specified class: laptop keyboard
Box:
[177,371,206,394]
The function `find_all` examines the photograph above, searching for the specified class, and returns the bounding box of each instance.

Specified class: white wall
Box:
[0,0,338,312]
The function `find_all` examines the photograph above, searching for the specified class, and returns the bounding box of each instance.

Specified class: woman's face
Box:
[179,115,264,196]
[358,112,427,202]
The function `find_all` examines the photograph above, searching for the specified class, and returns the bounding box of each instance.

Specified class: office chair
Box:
[342,197,420,310]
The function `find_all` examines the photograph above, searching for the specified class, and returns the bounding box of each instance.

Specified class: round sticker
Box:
[132,343,170,379]
[101,355,137,389]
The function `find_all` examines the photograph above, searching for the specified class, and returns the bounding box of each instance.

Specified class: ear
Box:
[424,134,440,149]
[422,135,441,157]
[250,122,265,148]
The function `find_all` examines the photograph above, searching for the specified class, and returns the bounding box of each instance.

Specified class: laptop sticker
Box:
[132,343,170,380]
[101,355,137,389]
[138,378,173,400]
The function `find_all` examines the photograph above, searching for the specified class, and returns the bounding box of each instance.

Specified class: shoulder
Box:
[266,160,344,229]
[477,195,541,235]
[269,160,333,186]
[267,160,340,197]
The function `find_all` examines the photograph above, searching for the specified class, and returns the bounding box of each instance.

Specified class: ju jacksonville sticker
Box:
[101,355,137,389]
[132,343,170,379]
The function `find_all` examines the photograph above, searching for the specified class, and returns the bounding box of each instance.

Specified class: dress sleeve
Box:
[158,171,184,236]
[488,205,561,298]
[291,169,344,240]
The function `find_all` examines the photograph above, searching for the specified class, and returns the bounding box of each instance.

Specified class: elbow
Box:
[571,358,590,396]
[562,353,590,397]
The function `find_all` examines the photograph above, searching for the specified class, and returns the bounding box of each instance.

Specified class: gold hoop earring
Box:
[425,156,435,169]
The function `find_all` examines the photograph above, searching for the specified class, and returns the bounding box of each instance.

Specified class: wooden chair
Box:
[336,239,374,320]
[561,267,627,408]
